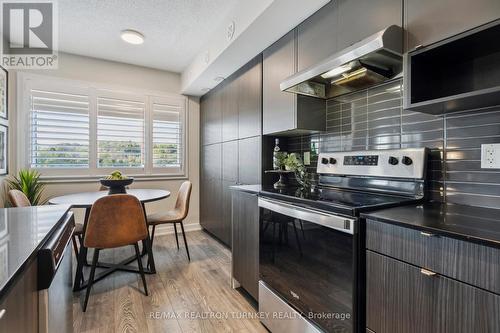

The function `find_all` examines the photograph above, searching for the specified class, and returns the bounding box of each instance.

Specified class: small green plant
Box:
[6,169,46,206]
[274,151,288,170]
[284,153,312,188]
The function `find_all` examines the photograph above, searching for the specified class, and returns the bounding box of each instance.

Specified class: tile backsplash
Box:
[287,79,500,209]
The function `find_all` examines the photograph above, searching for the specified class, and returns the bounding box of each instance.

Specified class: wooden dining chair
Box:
[82,194,149,311]
[146,181,192,261]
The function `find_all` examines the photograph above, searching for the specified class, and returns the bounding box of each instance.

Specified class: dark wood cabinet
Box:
[337,0,402,50]
[0,261,38,333]
[232,190,259,300]
[404,0,500,51]
[262,30,296,135]
[296,1,338,71]
[222,80,238,142]
[201,87,222,146]
[201,56,262,247]
[367,251,500,333]
[238,136,261,185]
[238,56,262,139]
[200,143,222,238]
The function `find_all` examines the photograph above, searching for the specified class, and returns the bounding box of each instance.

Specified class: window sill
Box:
[39,174,188,184]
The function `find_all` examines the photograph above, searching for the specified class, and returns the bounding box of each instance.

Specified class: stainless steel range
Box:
[258,148,428,333]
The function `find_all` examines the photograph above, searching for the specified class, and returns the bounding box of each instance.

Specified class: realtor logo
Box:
[1,1,58,69]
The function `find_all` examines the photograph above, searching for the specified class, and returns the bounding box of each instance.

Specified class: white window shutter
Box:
[97,94,145,169]
[30,89,90,168]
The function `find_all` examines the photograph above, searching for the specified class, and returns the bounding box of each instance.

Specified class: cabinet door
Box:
[221,180,235,247]
[297,1,338,71]
[405,0,500,51]
[337,0,402,50]
[232,191,259,300]
[238,56,262,139]
[367,251,500,333]
[238,136,261,185]
[202,87,222,145]
[263,30,296,135]
[222,79,239,142]
[222,140,238,182]
[0,261,38,333]
[200,143,222,237]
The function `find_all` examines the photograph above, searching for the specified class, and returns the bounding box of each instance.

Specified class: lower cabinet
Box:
[0,261,38,333]
[366,250,500,333]
[232,190,259,300]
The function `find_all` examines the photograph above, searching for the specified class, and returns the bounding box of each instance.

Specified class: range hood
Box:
[280,25,403,99]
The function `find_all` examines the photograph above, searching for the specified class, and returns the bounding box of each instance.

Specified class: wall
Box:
[6,53,200,233]
[286,79,500,209]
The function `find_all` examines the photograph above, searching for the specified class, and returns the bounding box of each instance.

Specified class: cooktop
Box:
[259,186,421,217]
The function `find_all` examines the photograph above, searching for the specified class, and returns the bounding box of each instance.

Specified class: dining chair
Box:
[82,194,149,311]
[146,181,192,261]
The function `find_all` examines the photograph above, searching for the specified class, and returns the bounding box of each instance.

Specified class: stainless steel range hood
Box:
[280,25,403,99]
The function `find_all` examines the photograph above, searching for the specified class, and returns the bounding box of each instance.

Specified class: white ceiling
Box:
[58,0,241,72]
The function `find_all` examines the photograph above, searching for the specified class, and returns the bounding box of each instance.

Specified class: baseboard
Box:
[153,222,202,236]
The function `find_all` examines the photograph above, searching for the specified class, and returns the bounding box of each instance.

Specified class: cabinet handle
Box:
[414,44,424,50]
[420,268,437,277]
[420,231,436,237]
[0,309,6,320]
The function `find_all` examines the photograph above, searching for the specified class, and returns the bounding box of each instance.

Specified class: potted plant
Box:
[284,153,314,188]
[6,169,46,206]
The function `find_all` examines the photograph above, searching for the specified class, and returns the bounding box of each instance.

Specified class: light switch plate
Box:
[303,151,311,165]
[481,144,500,169]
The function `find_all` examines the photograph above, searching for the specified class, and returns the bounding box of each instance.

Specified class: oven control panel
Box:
[317,148,427,179]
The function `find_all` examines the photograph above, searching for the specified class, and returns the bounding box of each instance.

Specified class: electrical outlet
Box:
[303,151,311,165]
[481,144,500,169]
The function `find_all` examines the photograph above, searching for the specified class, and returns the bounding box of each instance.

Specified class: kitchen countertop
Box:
[230,185,262,194]
[362,202,500,248]
[0,205,71,300]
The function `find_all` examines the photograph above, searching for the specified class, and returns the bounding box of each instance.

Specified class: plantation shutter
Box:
[30,89,90,168]
[97,94,145,168]
[151,97,185,170]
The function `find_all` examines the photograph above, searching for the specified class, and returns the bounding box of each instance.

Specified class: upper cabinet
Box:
[263,29,326,136]
[222,79,238,142]
[238,56,262,139]
[337,0,402,50]
[263,30,297,135]
[200,87,222,146]
[405,0,500,51]
[297,1,338,71]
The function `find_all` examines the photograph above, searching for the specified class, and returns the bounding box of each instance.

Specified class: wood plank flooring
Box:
[73,230,267,333]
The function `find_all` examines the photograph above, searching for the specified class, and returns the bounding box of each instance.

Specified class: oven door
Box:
[258,197,356,333]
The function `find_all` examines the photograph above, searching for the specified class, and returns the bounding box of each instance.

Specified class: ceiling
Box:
[58,0,241,73]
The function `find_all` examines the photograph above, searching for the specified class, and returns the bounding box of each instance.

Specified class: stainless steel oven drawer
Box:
[366,219,500,294]
[259,281,323,333]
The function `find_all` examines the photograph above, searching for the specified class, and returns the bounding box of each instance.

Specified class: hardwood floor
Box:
[73,230,267,333]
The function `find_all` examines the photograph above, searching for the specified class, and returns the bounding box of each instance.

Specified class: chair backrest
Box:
[8,190,31,207]
[174,181,192,220]
[84,194,148,249]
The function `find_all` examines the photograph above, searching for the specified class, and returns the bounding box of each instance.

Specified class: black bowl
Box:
[99,178,134,195]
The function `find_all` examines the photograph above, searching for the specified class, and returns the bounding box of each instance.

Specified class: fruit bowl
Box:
[99,178,134,195]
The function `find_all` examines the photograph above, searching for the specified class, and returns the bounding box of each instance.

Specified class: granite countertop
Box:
[362,202,500,248]
[0,205,71,300]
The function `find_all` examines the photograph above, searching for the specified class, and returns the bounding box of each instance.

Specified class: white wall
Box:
[6,53,200,233]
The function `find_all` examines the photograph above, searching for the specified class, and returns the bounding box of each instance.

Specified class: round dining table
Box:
[49,189,170,291]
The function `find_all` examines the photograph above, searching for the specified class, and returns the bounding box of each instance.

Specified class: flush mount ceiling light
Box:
[121,29,145,45]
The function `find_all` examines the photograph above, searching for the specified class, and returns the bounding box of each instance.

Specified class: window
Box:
[20,74,188,178]
[30,89,90,169]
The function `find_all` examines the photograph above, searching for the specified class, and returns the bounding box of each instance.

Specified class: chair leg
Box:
[150,225,156,248]
[72,235,79,258]
[83,249,100,312]
[173,223,180,250]
[179,222,190,261]
[134,243,148,296]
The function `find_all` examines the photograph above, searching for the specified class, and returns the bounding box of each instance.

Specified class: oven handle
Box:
[258,197,355,235]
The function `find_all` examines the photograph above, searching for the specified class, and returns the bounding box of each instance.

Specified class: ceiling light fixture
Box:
[121,29,145,45]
